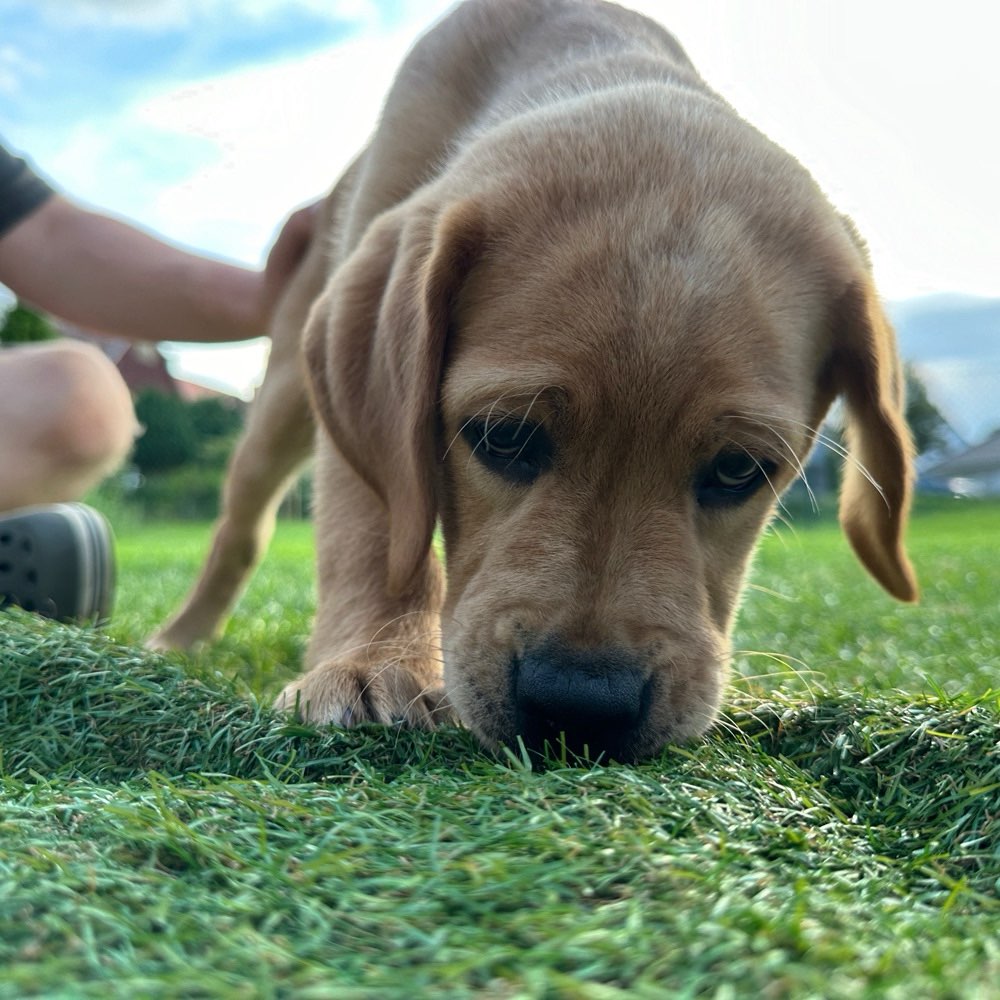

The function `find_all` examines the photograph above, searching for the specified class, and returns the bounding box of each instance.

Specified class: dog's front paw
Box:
[275,658,453,730]
[146,613,217,652]
[145,625,194,653]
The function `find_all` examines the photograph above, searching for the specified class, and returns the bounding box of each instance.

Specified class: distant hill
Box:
[888,294,1000,444]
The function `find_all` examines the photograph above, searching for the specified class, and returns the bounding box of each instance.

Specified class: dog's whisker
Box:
[513,385,552,434]
[445,405,492,461]
[350,624,447,709]
[447,389,542,460]
[729,647,818,672]
[710,711,751,742]
[448,402,504,464]
[765,511,798,546]
[451,386,556,473]
[365,610,439,644]
[727,419,818,515]
[734,410,891,512]
[725,436,793,521]
[759,424,818,514]
[742,582,796,602]
[729,648,822,701]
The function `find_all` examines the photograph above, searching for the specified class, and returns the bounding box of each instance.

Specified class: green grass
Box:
[736,499,1000,697]
[1,499,998,997]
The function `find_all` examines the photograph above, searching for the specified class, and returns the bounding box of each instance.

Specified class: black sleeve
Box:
[0,141,56,238]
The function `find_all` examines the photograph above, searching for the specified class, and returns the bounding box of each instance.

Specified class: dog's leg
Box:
[147,355,314,651]
[147,176,368,652]
[148,188,342,652]
[274,437,448,728]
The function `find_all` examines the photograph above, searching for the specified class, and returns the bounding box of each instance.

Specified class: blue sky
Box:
[2,3,356,128]
[2,0,999,397]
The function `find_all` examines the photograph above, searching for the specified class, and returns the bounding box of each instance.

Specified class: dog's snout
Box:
[513,643,650,762]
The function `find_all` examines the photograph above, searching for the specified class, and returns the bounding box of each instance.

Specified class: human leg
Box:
[0,340,138,509]
[0,341,133,621]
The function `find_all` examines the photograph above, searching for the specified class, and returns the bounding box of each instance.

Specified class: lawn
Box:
[1,498,998,997]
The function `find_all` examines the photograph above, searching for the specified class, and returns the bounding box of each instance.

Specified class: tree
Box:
[0,302,58,344]
[132,390,198,474]
[904,364,949,455]
[189,397,243,439]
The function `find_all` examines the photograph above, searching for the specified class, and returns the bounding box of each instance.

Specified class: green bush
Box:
[189,396,243,439]
[0,302,58,343]
[132,390,199,473]
[105,390,315,521]
[123,391,249,519]
[131,463,226,520]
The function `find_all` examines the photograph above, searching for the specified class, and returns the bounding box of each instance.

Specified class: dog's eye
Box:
[698,451,774,507]
[463,418,552,485]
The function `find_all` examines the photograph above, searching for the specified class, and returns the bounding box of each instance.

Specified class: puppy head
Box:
[307,123,916,762]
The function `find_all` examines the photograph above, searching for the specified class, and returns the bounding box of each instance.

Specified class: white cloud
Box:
[131,25,437,258]
[629,0,1000,299]
[35,5,453,260]
[16,0,1000,392]
[62,3,454,394]
[28,0,379,30]
[21,0,1000,296]
[0,44,43,99]
[134,44,393,247]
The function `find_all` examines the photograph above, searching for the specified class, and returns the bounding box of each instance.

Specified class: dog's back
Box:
[338,0,705,252]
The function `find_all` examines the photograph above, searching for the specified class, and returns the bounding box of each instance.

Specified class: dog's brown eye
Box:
[463,418,552,485]
[698,451,774,507]
[714,453,758,487]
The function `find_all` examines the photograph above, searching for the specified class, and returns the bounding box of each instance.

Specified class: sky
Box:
[2,0,999,398]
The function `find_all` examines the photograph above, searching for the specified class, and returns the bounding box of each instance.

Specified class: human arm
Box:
[0,193,318,343]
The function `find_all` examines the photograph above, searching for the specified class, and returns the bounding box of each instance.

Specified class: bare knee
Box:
[39,342,139,467]
[0,341,139,498]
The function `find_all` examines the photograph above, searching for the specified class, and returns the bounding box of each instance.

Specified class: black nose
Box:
[512,642,650,762]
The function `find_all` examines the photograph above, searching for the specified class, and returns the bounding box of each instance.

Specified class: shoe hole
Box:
[0,562,10,574]
[21,539,32,554]
[25,569,37,584]
[0,533,10,546]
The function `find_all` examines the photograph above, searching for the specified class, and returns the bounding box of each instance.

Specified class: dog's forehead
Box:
[445,215,832,441]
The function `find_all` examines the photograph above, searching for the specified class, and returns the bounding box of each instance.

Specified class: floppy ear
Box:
[304,198,483,596]
[831,278,918,602]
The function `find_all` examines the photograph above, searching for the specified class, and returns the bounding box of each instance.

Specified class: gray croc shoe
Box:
[0,503,115,623]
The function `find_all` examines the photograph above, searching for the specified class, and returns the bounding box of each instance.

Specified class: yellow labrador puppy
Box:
[152,0,917,762]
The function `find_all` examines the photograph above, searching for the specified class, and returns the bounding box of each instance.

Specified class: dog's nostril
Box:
[513,644,648,759]
[518,664,643,728]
